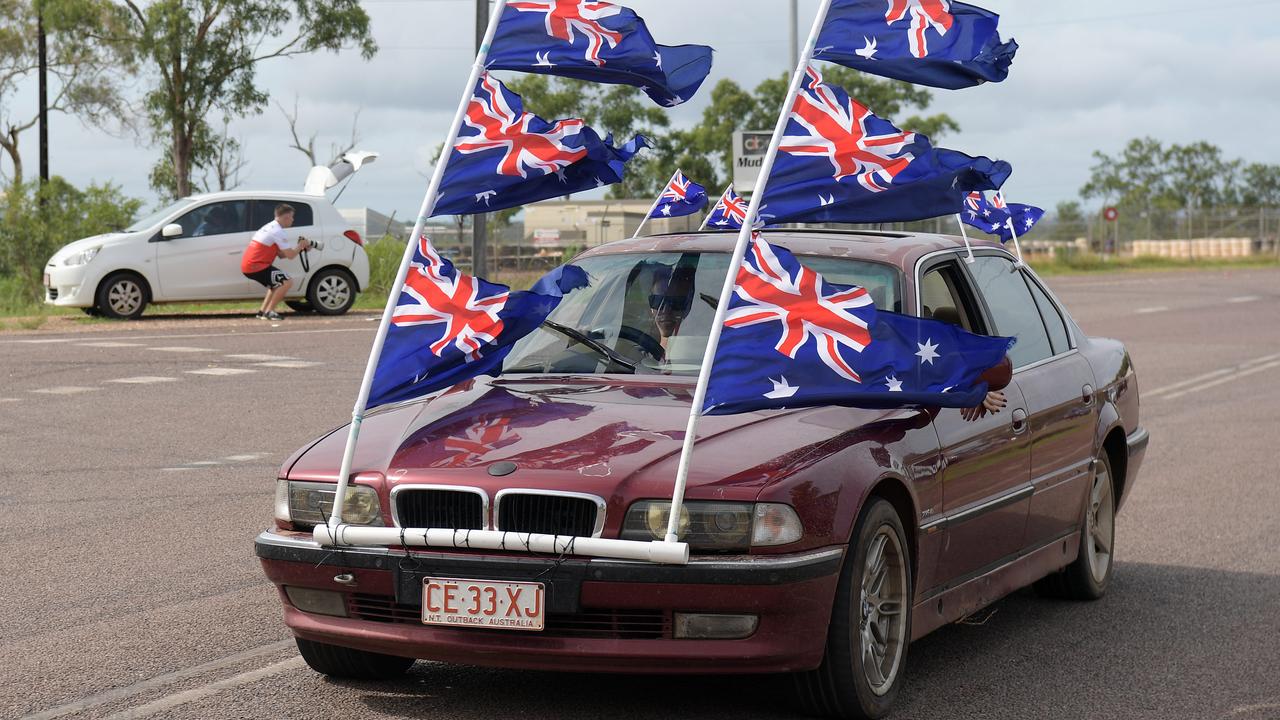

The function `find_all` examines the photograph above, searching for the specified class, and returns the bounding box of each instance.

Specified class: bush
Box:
[0,178,142,296]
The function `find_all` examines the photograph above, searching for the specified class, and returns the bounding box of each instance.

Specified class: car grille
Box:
[497,493,599,537]
[348,594,670,639]
[47,288,58,300]
[395,489,484,530]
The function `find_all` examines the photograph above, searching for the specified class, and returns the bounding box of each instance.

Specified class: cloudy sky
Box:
[8,0,1280,218]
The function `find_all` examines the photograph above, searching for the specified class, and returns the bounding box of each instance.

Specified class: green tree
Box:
[114,0,377,199]
[1239,163,1280,207]
[0,0,132,184]
[0,176,141,293]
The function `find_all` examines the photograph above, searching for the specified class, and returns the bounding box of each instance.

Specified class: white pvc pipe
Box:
[326,0,510,530]
[699,184,732,231]
[663,0,835,543]
[632,168,679,239]
[312,526,690,565]
[955,213,977,264]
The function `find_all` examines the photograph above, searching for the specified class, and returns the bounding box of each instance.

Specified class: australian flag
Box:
[368,236,588,407]
[706,185,748,229]
[489,1,714,107]
[815,0,1017,89]
[433,74,647,217]
[703,237,1013,415]
[650,170,708,218]
[962,191,1045,243]
[757,67,1010,227]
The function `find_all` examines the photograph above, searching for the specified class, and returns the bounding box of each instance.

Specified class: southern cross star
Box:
[916,338,940,365]
[885,376,904,392]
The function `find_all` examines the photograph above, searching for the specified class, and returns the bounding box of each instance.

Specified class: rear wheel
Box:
[285,300,315,313]
[81,306,102,317]
[793,497,912,719]
[95,272,148,320]
[307,268,356,315]
[1034,451,1116,600]
[295,638,415,680]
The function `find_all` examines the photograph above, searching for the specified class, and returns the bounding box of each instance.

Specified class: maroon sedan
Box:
[256,230,1148,719]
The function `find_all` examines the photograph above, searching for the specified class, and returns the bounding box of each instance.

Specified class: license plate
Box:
[42,273,50,288]
[422,578,545,631]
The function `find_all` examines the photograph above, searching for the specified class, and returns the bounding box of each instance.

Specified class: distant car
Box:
[255,231,1148,720]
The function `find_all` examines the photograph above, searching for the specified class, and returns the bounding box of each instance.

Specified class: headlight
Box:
[621,500,802,552]
[62,246,101,266]
[274,479,384,528]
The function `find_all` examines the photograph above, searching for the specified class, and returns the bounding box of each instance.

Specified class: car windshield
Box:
[503,251,901,376]
[124,198,198,233]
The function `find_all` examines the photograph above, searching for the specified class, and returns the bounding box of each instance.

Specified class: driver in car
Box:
[647,266,698,359]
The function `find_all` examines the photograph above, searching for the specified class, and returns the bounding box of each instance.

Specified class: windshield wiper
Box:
[540,320,647,374]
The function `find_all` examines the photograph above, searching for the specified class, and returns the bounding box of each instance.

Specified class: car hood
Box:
[48,232,132,263]
[286,375,902,502]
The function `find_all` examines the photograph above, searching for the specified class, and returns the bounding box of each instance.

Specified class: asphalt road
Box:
[3,267,1278,720]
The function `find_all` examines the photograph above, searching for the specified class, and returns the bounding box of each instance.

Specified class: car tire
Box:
[793,497,912,720]
[306,268,357,316]
[95,272,148,320]
[285,300,316,313]
[81,306,102,317]
[1034,450,1116,601]
[295,638,415,680]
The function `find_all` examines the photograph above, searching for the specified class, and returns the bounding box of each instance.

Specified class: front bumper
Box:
[256,529,844,674]
[43,263,97,307]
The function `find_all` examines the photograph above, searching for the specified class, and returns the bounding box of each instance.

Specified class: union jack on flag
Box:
[648,169,708,219]
[433,74,647,217]
[815,0,1018,89]
[758,67,1011,226]
[368,236,590,407]
[706,185,749,229]
[704,237,1014,415]
[489,0,713,107]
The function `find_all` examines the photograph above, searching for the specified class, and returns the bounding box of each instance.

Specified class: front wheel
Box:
[295,638,415,680]
[307,268,356,315]
[793,497,912,719]
[95,272,148,320]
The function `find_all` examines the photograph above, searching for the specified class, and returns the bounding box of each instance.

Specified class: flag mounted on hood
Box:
[369,236,589,407]
[432,74,647,217]
[815,0,1018,89]
[961,191,1045,243]
[703,236,1013,415]
[488,1,714,107]
[705,185,748,229]
[649,170,708,218]
[757,67,1010,226]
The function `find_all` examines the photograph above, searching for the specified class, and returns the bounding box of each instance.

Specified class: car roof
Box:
[182,190,329,203]
[577,228,1007,274]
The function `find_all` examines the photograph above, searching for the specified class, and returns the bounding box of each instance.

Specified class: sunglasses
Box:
[648,293,692,312]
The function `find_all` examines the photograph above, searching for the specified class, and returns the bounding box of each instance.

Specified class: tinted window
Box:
[1024,274,1070,354]
[919,262,981,332]
[969,256,1053,368]
[174,200,249,238]
[251,200,313,229]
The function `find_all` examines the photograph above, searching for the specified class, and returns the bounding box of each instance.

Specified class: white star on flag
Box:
[660,205,671,216]
[764,376,800,399]
[916,338,940,365]
[885,376,903,392]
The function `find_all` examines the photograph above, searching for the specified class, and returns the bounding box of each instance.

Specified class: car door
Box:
[250,200,316,296]
[154,200,253,299]
[917,255,1032,583]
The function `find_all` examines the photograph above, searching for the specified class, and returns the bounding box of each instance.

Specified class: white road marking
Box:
[1227,295,1261,303]
[0,397,19,402]
[30,386,98,395]
[149,346,212,353]
[1162,360,1280,401]
[1146,353,1280,399]
[185,367,257,376]
[161,467,199,472]
[79,341,144,348]
[0,325,373,345]
[106,376,178,385]
[1134,306,1168,314]
[17,640,294,720]
[255,360,321,368]
[224,353,294,361]
[13,338,75,344]
[99,656,305,720]
[187,460,220,466]
[223,453,270,462]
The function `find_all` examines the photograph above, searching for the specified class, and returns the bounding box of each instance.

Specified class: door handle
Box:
[1081,384,1095,407]
[1011,408,1028,434]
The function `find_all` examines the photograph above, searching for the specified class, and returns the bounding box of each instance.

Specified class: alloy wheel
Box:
[108,279,143,316]
[859,525,908,696]
[315,274,351,311]
[1085,462,1115,583]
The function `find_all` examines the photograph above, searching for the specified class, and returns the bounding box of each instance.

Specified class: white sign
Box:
[531,228,562,248]
[732,130,772,195]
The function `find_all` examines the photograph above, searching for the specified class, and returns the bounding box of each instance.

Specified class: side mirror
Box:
[161,223,183,239]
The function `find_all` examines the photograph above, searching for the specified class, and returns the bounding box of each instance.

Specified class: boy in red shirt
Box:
[241,204,310,320]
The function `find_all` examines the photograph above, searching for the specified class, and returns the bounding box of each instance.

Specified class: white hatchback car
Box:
[44,190,370,319]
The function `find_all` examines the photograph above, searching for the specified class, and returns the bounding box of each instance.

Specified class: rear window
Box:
[250,200,314,229]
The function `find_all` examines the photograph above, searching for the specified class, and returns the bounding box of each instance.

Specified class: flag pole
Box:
[699,184,732,231]
[954,213,976,264]
[633,168,679,239]
[322,0,510,537]
[663,0,835,543]
[997,191,1025,267]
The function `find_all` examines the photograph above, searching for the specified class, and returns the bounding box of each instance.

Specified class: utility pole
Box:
[472,0,490,277]
[37,6,49,187]
[788,0,799,68]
